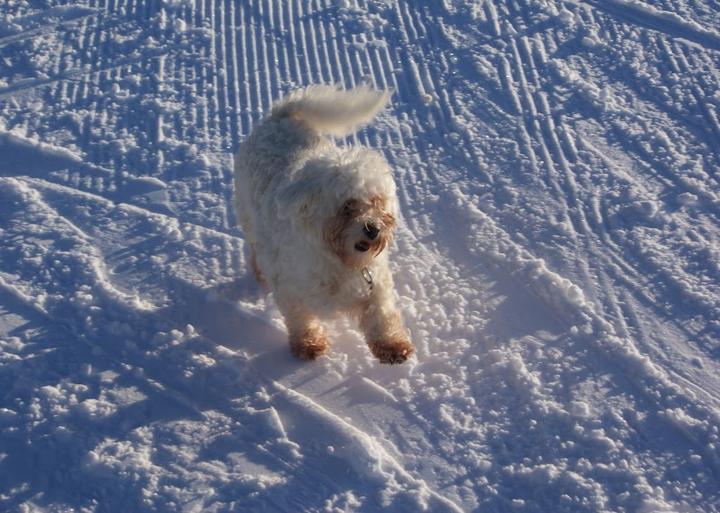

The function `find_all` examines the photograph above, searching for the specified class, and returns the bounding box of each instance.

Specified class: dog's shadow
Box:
[164,273,280,353]
[159,272,346,384]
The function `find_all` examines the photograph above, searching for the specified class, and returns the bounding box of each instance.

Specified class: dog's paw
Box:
[290,328,329,361]
[369,336,414,364]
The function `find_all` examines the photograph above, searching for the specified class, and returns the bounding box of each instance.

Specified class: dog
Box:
[233,85,414,364]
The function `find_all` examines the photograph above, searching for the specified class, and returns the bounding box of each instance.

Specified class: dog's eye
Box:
[342,200,357,217]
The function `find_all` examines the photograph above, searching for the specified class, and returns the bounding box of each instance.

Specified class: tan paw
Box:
[369,336,414,364]
[289,328,329,361]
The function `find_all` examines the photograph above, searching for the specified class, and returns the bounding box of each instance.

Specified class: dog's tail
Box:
[271,84,390,137]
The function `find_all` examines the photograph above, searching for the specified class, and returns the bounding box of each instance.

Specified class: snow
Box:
[1,0,720,512]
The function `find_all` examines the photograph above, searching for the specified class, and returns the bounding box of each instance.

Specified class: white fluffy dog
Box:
[233,85,414,364]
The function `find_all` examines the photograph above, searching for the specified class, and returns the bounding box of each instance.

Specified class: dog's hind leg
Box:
[249,244,267,288]
[276,297,329,360]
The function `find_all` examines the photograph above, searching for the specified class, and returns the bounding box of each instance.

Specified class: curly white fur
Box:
[233,85,414,363]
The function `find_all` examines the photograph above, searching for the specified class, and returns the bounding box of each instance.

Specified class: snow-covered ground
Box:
[1,0,719,511]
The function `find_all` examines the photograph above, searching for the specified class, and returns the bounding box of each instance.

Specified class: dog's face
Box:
[324,196,396,269]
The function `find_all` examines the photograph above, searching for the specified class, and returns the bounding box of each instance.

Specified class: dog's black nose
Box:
[363,223,380,241]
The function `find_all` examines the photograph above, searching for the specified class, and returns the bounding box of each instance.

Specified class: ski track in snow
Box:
[1,0,719,511]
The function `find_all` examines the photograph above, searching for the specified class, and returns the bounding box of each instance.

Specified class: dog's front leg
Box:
[276,297,329,360]
[359,285,414,364]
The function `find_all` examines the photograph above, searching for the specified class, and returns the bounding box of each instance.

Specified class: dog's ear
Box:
[275,179,321,221]
[275,158,340,222]
[275,169,333,222]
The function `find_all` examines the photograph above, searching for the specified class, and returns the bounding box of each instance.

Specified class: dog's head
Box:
[276,148,398,269]
[324,195,396,268]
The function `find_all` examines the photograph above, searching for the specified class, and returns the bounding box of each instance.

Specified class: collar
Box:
[361,266,373,290]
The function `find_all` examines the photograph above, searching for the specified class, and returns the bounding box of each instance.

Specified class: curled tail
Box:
[271,84,391,137]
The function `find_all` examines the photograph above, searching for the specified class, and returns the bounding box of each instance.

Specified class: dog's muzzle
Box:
[354,241,370,252]
[363,223,380,240]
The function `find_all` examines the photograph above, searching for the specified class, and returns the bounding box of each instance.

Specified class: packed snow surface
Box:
[1,0,720,512]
